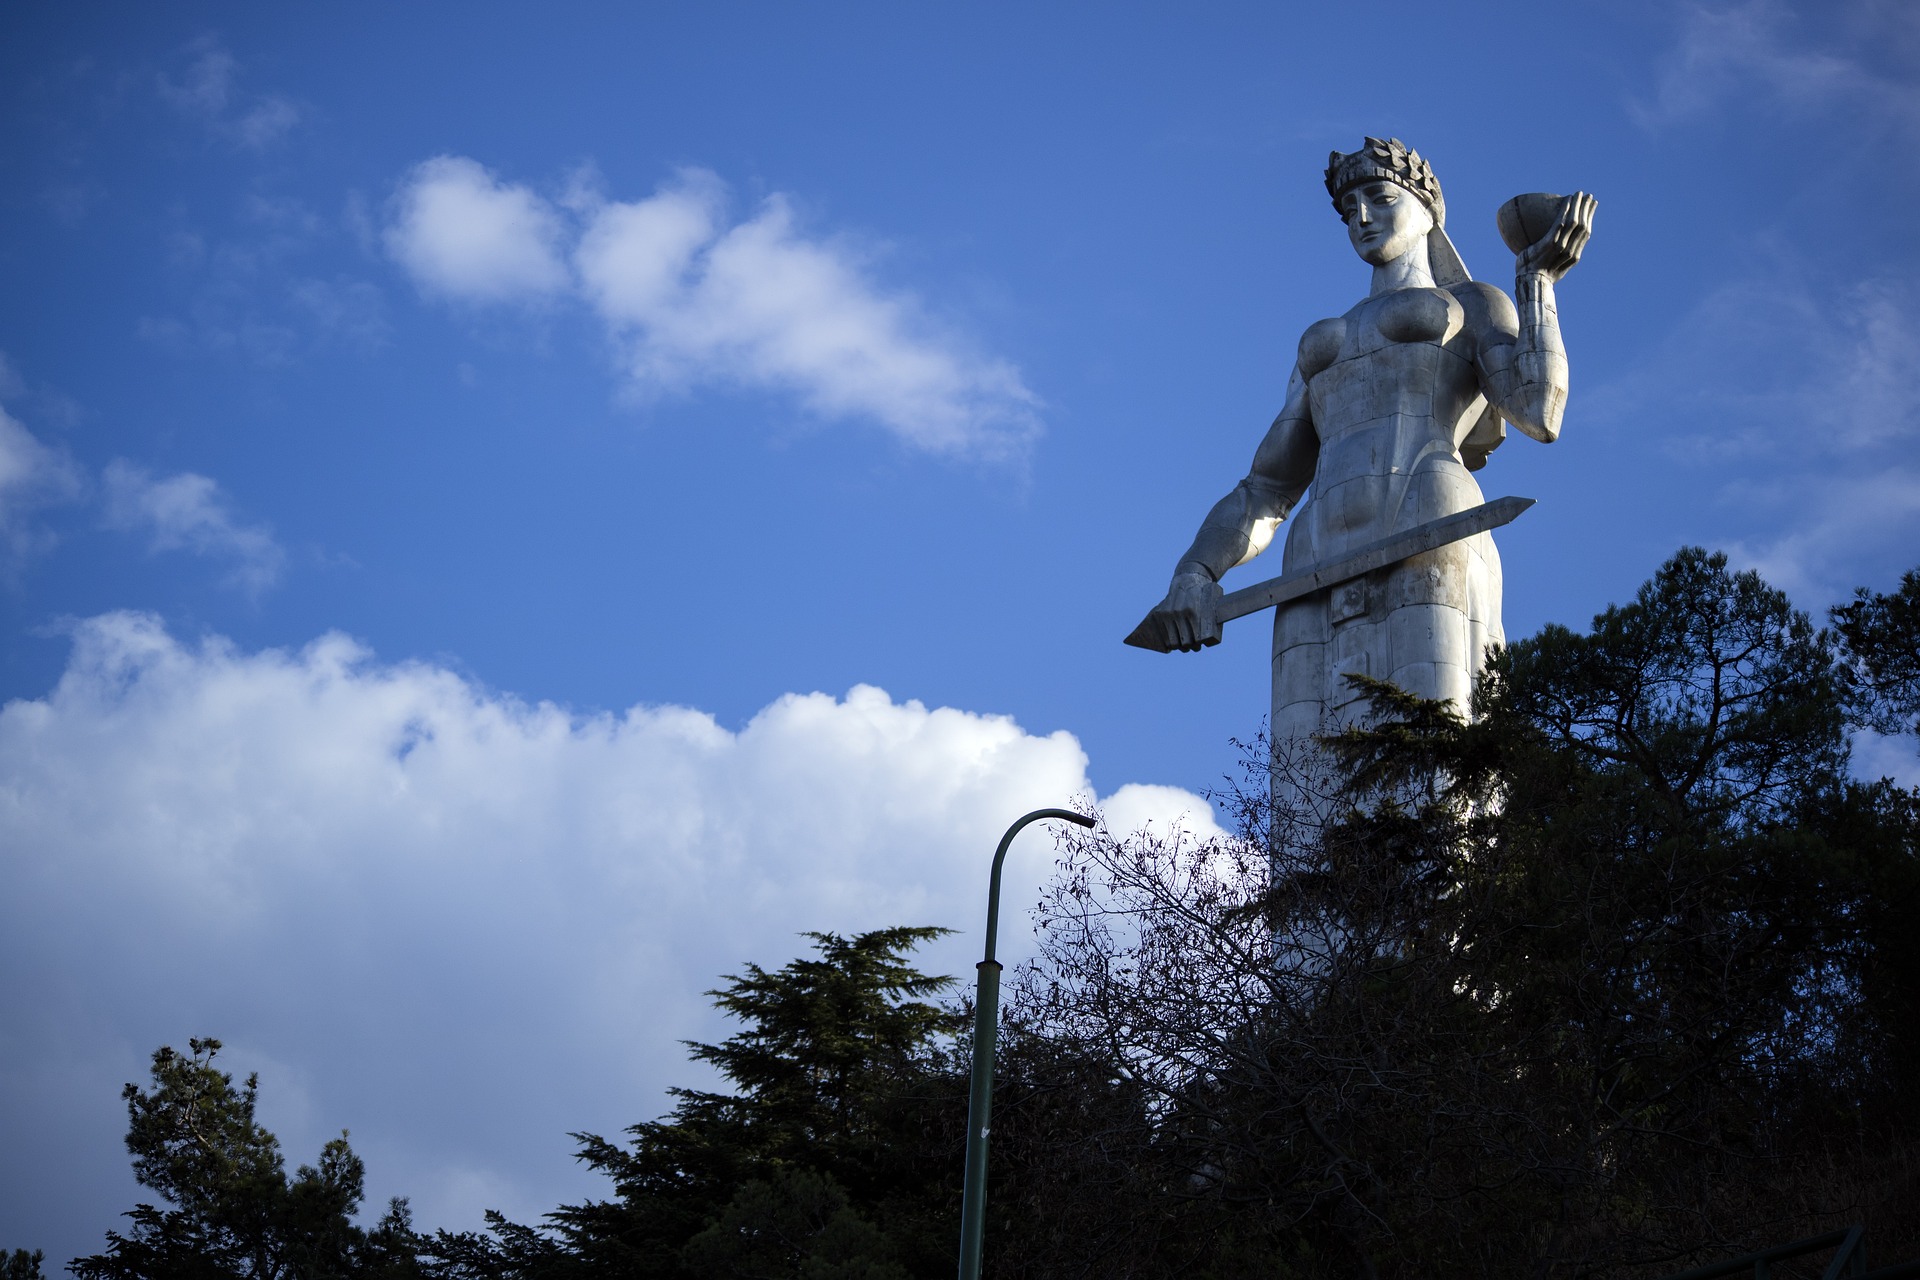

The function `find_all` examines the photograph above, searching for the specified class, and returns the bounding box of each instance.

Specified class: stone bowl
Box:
[1496,193,1569,255]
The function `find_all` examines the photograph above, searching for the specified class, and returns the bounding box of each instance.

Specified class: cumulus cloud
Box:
[158,36,302,149]
[385,160,1041,458]
[0,614,1214,1255]
[0,403,84,570]
[384,157,570,302]
[102,460,285,593]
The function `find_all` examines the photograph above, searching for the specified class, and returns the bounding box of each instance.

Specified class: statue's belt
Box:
[1124,496,1535,653]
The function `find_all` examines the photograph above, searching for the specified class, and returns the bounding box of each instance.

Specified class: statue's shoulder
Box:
[1446,280,1519,339]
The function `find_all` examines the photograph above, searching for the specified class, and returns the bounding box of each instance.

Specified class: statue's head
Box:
[1324,137,1444,225]
[1324,137,1468,281]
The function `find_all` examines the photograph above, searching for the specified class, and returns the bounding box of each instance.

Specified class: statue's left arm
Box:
[1473,193,1596,444]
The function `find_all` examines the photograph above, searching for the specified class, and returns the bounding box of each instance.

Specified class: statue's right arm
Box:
[1474,193,1595,444]
[1155,368,1318,651]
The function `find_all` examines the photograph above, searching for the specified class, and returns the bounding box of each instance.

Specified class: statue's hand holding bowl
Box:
[1156,571,1223,652]
[1498,191,1597,283]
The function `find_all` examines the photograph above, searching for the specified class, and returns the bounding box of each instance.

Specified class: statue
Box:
[1129,138,1595,743]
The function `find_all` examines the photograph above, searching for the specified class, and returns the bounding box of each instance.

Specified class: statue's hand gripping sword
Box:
[1124,496,1535,653]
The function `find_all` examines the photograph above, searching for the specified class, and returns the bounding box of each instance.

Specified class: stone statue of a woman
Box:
[1147,138,1594,740]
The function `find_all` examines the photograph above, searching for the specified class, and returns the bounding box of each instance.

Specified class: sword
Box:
[1123,495,1536,653]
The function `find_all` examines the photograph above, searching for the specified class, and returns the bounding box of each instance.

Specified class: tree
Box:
[71,1037,423,1280]
[433,929,968,1279]
[1003,549,1920,1280]
[1403,548,1920,1270]
[678,1169,907,1280]
[2,1252,45,1280]
[1833,567,1920,746]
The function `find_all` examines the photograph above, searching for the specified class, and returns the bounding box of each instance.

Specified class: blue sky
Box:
[4,0,1917,1262]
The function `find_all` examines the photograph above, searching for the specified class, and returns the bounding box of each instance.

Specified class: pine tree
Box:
[434,929,967,1279]
[1833,567,1920,745]
[1,1251,46,1280]
[71,1038,423,1280]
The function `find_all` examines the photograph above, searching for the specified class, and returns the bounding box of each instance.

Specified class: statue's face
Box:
[1341,180,1434,267]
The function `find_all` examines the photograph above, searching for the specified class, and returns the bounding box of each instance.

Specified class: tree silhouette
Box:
[70,1038,422,1280]
[1003,549,1920,1279]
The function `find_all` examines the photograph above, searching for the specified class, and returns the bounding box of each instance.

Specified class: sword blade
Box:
[1124,496,1535,653]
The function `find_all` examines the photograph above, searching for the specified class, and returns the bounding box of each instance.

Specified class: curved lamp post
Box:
[957,807,1095,1280]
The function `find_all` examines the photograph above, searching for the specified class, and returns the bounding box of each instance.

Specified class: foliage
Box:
[70,1037,423,1280]
[2,1252,45,1280]
[1002,549,1920,1279]
[679,1169,908,1280]
[1832,567,1920,744]
[431,928,968,1279]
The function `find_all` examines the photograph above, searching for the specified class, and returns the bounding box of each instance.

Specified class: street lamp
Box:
[957,806,1095,1280]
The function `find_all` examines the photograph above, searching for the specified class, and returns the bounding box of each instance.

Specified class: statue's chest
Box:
[1298,288,1468,369]
[1298,288,1476,422]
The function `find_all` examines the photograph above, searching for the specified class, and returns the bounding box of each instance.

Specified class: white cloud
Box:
[140,198,387,365]
[158,36,301,149]
[0,385,296,590]
[571,170,721,331]
[1592,276,1920,461]
[288,276,389,350]
[0,403,84,570]
[385,160,1042,459]
[233,96,301,150]
[581,173,1041,457]
[384,157,570,303]
[1851,728,1920,789]
[0,614,1215,1256]
[157,39,237,116]
[1632,1,1920,128]
[102,460,285,593]
[1720,465,1920,603]
[1584,269,1920,601]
